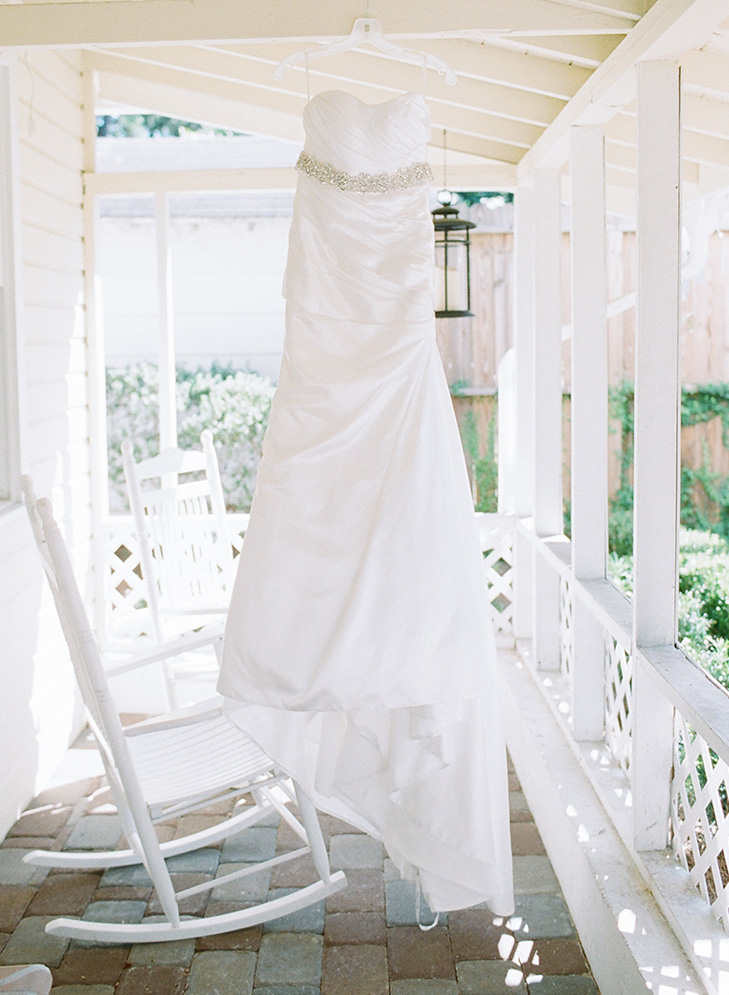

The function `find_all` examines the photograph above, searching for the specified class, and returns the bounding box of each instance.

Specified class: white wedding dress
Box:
[218,90,514,914]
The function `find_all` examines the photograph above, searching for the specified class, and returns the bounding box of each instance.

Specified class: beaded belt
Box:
[296,150,433,193]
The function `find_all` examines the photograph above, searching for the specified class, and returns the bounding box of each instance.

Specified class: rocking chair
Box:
[122,430,237,633]
[21,486,346,943]
[121,430,238,705]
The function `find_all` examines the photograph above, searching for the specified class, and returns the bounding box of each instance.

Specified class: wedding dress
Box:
[218,89,514,914]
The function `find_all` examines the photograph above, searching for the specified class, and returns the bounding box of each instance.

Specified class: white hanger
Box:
[273,18,457,86]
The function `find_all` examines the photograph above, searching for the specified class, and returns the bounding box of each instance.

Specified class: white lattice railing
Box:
[604,634,634,776]
[515,518,729,953]
[672,713,729,928]
[559,576,573,677]
[103,513,248,642]
[477,513,514,637]
[104,511,515,643]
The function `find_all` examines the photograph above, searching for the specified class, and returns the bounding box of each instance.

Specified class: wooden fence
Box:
[443,229,729,514]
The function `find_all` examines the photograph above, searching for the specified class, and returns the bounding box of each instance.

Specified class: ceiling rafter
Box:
[215,38,593,100]
[0,0,637,49]
[517,0,729,175]
[91,46,567,129]
[480,33,623,67]
[607,116,729,165]
[681,50,729,98]
[92,55,530,166]
[86,161,520,197]
[548,0,648,16]
[608,96,729,145]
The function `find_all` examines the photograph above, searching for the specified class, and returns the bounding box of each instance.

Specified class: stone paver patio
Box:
[0,725,600,994]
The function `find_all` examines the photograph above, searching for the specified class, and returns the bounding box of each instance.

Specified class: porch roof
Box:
[0,0,727,210]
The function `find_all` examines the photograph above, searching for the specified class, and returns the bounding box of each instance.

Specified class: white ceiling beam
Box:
[682,50,729,98]
[482,33,623,67]
[86,162,518,197]
[97,68,306,144]
[94,59,528,164]
[0,0,638,49]
[604,94,729,142]
[517,0,729,175]
[392,39,593,99]
[550,0,649,16]
[107,47,545,146]
[606,111,729,164]
[215,38,593,100]
[85,167,299,195]
[683,162,729,201]
[91,47,565,127]
[676,93,729,139]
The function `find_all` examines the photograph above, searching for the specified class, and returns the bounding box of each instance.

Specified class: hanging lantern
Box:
[432,130,476,318]
[432,190,476,318]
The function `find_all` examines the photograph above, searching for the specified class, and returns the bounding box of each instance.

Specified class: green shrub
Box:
[106,362,275,513]
[609,528,729,691]
[460,408,498,513]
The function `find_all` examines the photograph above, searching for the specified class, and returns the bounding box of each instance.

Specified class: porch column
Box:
[155,191,177,450]
[82,64,109,639]
[632,60,681,851]
[512,183,535,641]
[570,126,608,740]
[532,167,562,670]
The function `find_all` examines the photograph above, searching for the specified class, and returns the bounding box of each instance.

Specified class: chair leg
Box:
[294,783,331,885]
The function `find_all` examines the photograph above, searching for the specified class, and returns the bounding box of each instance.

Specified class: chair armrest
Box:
[123,695,226,736]
[104,628,223,679]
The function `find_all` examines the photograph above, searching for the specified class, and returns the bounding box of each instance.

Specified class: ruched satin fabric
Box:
[218,91,514,914]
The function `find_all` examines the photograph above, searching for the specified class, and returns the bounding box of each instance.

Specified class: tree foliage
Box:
[96,114,241,138]
[106,362,274,513]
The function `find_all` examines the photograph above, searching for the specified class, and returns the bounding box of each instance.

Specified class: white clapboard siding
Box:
[0,47,88,839]
[23,300,85,344]
[24,337,87,381]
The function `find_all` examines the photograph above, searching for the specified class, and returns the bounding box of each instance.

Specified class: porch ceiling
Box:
[2,0,729,201]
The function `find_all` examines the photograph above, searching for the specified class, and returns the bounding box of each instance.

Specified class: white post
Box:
[155,191,177,450]
[82,63,111,640]
[0,55,26,501]
[570,125,608,740]
[532,167,562,671]
[632,60,681,851]
[512,183,535,642]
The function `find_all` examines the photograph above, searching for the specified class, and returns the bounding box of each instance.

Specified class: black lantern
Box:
[432,189,476,318]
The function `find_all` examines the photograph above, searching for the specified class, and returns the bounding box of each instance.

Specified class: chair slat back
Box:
[24,484,181,926]
[122,433,234,636]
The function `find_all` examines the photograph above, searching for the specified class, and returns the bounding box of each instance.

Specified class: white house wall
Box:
[99,214,289,378]
[0,48,87,839]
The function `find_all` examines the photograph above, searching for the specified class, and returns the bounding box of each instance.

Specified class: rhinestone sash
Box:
[296,150,433,193]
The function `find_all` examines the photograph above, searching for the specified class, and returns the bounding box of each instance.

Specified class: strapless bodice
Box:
[302,90,431,175]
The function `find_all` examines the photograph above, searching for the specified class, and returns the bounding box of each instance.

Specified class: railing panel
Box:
[672,712,729,929]
[103,514,246,642]
[604,634,634,775]
[478,514,514,637]
[559,576,573,679]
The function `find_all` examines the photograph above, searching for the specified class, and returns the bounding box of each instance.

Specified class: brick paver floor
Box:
[0,725,600,994]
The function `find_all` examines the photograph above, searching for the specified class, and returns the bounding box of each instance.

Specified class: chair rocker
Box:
[0,965,52,995]
[21,487,346,943]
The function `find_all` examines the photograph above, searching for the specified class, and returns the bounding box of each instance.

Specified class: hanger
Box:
[273,18,457,86]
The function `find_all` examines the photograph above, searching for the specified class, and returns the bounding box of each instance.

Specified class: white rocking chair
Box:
[21,487,346,943]
[121,430,237,705]
[122,430,236,636]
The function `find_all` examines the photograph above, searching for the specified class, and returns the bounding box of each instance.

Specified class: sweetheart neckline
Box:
[305,89,426,112]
